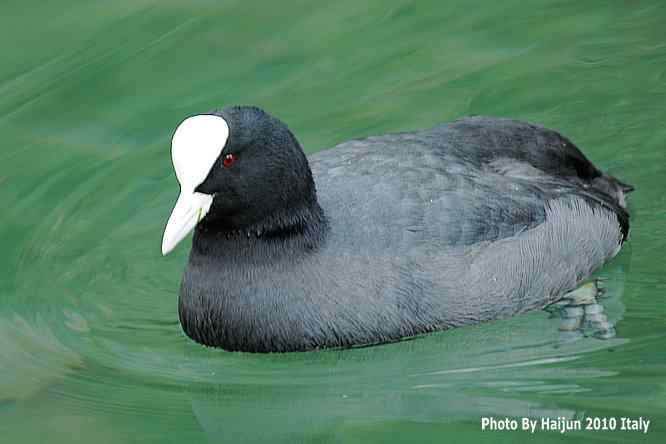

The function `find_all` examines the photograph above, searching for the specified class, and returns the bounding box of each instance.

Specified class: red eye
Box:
[222,153,236,168]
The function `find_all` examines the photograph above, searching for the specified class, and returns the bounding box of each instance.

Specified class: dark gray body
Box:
[180,116,630,352]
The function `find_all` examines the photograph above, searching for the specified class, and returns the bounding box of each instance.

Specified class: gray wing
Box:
[308,118,627,332]
[311,116,628,251]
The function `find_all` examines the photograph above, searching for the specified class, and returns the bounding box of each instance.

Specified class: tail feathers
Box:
[577,187,630,243]
[588,173,633,212]
[615,178,635,194]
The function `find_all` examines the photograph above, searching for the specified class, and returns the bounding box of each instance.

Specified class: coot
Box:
[162,106,632,352]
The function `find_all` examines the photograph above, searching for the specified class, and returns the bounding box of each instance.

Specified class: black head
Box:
[196,106,317,231]
[161,106,325,255]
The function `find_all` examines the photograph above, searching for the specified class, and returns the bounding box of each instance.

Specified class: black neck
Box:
[191,201,328,259]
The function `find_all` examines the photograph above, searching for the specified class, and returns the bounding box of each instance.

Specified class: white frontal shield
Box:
[161,114,229,255]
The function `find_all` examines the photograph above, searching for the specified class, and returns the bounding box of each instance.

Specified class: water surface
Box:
[1,1,665,443]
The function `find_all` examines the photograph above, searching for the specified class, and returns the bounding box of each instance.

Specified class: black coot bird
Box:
[161,106,632,352]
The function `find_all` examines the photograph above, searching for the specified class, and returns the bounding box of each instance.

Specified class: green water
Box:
[1,1,665,442]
